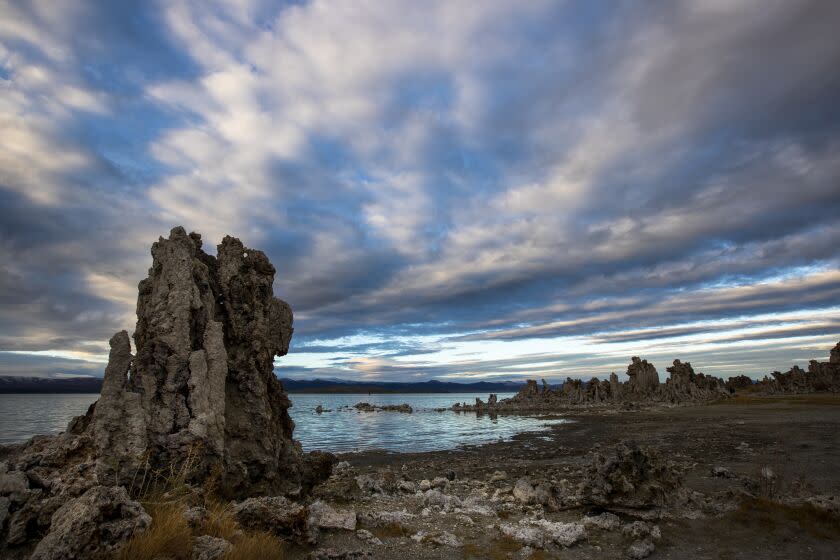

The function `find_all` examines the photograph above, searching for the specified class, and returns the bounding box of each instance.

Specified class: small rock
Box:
[711,466,735,478]
[423,489,462,508]
[582,512,620,530]
[489,470,508,483]
[622,521,661,540]
[355,474,385,494]
[418,479,432,491]
[0,470,30,502]
[233,496,307,539]
[411,530,463,547]
[397,480,416,493]
[431,476,448,489]
[512,477,552,505]
[30,486,151,560]
[308,500,356,531]
[310,547,372,559]
[357,509,415,526]
[356,529,383,545]
[627,539,655,559]
[183,506,209,529]
[500,519,586,548]
[192,535,232,560]
[456,514,475,526]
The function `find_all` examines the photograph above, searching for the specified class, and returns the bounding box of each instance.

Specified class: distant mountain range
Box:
[280,378,524,394]
[0,375,524,394]
[0,376,105,394]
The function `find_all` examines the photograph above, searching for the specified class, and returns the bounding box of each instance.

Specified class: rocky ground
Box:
[293,394,840,559]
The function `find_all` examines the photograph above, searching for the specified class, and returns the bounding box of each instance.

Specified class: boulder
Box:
[627,539,656,559]
[29,486,150,560]
[308,500,356,531]
[499,519,586,548]
[192,535,232,560]
[233,496,308,539]
[579,442,685,509]
[512,477,552,506]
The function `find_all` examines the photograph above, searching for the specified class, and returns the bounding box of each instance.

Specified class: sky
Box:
[0,0,838,384]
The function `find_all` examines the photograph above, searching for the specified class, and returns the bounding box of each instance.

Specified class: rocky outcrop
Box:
[0,227,333,556]
[661,360,729,403]
[353,403,412,413]
[626,357,660,394]
[457,341,840,412]
[90,228,311,497]
[725,375,754,392]
[738,341,840,395]
[454,355,731,411]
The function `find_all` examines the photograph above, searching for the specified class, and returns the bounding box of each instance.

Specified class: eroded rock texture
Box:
[661,360,728,403]
[579,443,686,509]
[92,227,316,496]
[625,357,660,395]
[29,486,150,560]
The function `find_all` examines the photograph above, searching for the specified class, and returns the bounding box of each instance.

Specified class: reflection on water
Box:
[289,393,566,453]
[0,392,567,452]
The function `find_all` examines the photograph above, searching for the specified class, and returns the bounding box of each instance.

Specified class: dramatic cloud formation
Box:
[1,0,838,382]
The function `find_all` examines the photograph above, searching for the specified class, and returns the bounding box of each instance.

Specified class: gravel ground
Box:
[290,394,840,559]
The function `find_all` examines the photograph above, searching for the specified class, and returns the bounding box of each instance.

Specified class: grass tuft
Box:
[114,502,193,560]
[222,531,285,560]
[202,500,240,541]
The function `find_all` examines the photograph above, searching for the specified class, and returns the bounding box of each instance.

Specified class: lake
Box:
[0,392,566,453]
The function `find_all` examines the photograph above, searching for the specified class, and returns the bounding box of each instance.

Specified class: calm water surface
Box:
[0,392,566,452]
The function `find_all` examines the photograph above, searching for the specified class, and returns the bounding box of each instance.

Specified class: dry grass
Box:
[114,499,287,560]
[202,500,240,541]
[114,452,287,560]
[222,531,285,560]
[733,498,840,540]
[114,502,193,560]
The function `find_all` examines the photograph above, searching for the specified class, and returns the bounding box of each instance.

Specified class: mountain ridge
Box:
[0,375,524,394]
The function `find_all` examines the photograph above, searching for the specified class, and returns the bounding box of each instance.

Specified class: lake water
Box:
[0,392,566,453]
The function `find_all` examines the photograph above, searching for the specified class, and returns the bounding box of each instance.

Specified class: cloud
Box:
[0,0,838,381]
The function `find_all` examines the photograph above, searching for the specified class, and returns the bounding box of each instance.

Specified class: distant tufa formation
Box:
[747,341,840,394]
[0,228,332,556]
[455,340,840,411]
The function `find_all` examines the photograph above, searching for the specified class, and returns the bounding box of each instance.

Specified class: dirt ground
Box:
[296,394,840,559]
